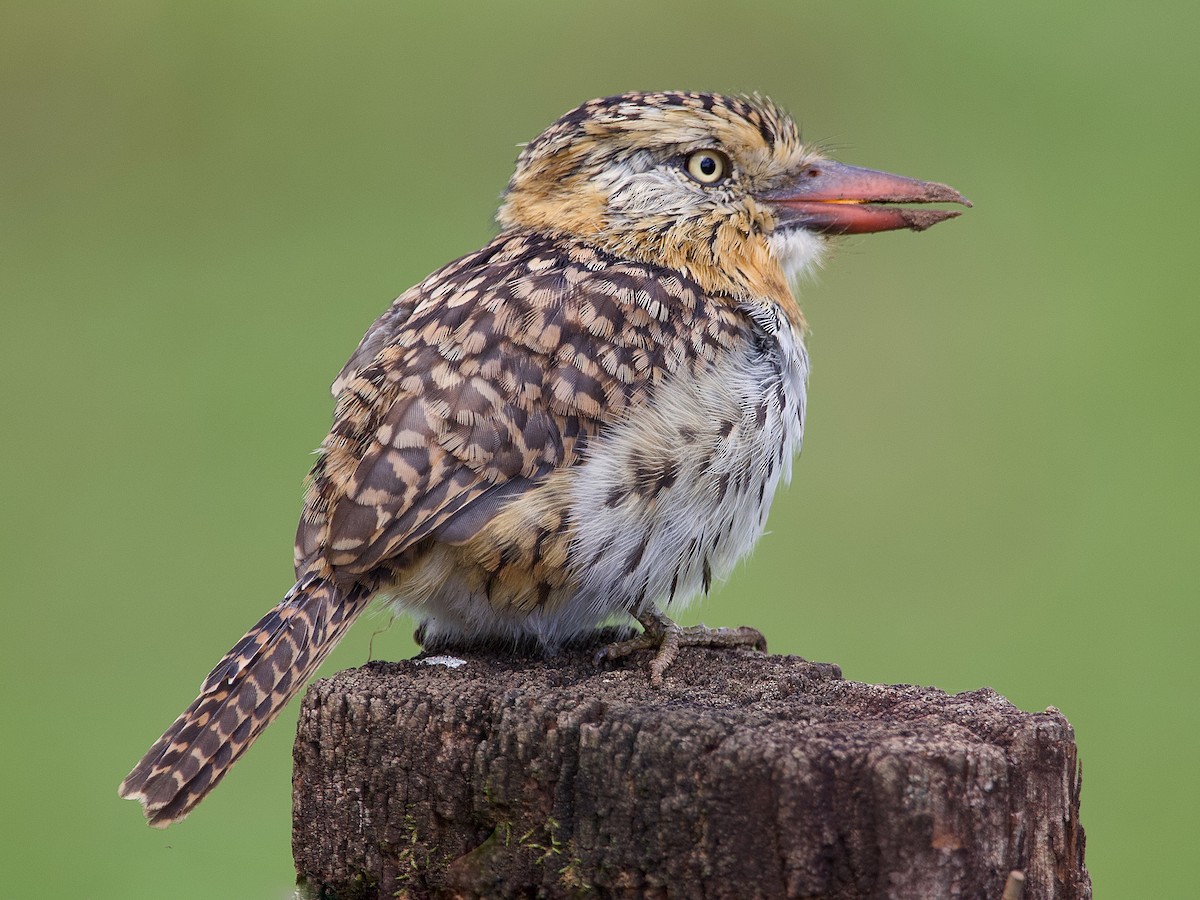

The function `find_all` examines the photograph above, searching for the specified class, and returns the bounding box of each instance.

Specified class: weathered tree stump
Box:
[292,641,1089,899]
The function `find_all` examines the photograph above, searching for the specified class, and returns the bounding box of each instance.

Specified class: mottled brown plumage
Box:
[120,91,967,826]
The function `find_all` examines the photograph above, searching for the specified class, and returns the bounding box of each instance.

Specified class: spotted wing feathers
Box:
[296,230,748,577]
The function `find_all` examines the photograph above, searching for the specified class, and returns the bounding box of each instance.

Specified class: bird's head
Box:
[498,91,968,325]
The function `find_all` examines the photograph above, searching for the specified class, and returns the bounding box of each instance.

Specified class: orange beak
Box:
[760,160,971,234]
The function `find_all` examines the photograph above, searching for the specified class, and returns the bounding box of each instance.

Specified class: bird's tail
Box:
[119,572,370,827]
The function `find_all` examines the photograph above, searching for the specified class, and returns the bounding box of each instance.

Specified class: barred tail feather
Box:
[118,573,369,827]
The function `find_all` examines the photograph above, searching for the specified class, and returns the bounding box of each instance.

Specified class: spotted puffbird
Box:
[119,91,968,826]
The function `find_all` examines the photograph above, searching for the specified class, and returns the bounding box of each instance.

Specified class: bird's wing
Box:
[296,230,749,579]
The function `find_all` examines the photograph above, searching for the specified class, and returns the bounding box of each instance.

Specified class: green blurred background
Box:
[3,1,1196,896]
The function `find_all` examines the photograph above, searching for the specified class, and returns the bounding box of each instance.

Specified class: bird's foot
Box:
[594,609,767,686]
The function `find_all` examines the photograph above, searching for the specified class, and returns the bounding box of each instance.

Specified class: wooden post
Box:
[292,641,1089,899]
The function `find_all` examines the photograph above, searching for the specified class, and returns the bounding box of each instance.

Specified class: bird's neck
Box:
[497,217,810,332]
[610,217,809,331]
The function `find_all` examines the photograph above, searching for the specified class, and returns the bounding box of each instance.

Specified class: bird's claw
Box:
[594,611,767,686]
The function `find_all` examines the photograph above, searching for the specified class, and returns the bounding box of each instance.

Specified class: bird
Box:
[119,91,968,827]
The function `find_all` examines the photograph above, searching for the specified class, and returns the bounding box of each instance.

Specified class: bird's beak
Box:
[759,160,971,234]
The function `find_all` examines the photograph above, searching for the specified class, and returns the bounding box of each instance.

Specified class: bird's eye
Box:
[685,149,729,185]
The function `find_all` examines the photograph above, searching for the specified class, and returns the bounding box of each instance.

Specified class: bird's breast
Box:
[564,305,808,617]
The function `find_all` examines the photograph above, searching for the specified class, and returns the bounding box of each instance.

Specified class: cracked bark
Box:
[292,640,1089,899]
